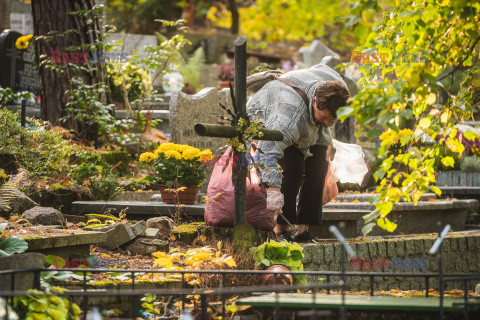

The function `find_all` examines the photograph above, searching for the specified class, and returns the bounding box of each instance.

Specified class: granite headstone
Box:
[169,87,228,154]
[0,30,40,94]
[299,40,340,68]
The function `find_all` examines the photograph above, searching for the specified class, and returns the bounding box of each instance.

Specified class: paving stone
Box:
[125,239,157,256]
[475,236,480,251]
[356,243,368,259]
[367,242,378,257]
[386,241,396,257]
[377,241,387,258]
[316,245,325,263]
[145,228,161,239]
[139,238,169,252]
[466,236,476,250]
[405,239,415,256]
[334,243,342,263]
[301,244,314,265]
[448,237,457,251]
[414,239,425,254]
[132,220,146,236]
[324,244,334,263]
[395,240,405,257]
[101,222,136,250]
[457,237,467,251]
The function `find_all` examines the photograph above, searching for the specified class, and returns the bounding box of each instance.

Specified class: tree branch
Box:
[437,36,480,82]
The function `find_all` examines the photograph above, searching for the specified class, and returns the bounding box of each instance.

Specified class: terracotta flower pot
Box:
[261,264,294,288]
[218,80,234,89]
[159,185,199,204]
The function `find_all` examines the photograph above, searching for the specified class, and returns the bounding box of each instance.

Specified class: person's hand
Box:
[326,145,336,161]
[266,187,284,211]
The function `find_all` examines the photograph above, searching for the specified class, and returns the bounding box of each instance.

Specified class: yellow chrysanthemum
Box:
[15,34,33,50]
[182,148,201,160]
[139,152,158,162]
[200,149,214,162]
[176,144,193,153]
[157,142,177,153]
[164,150,182,160]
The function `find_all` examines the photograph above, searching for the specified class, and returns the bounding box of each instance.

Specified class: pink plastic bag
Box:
[205,147,276,231]
[322,161,339,205]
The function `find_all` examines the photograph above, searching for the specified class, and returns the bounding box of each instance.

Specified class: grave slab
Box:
[438,186,480,201]
[315,199,477,238]
[335,193,436,203]
[71,201,205,220]
[101,222,136,250]
[0,252,45,291]
[25,231,106,259]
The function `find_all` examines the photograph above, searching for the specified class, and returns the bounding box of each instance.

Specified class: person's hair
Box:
[314,81,350,116]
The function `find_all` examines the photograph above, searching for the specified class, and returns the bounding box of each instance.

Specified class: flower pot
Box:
[218,81,233,89]
[261,264,294,287]
[159,185,199,204]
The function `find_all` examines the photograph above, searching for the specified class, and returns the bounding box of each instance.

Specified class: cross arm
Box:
[194,123,284,141]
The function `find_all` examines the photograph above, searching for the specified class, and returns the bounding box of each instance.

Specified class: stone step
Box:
[25,230,106,259]
[114,191,160,202]
[71,201,205,220]
[335,193,436,202]
[140,101,170,110]
[438,186,480,197]
[324,199,478,211]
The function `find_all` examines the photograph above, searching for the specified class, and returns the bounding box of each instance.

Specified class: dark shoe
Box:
[292,230,315,243]
[276,231,293,242]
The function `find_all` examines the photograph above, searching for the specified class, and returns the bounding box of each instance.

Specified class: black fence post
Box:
[21,99,26,128]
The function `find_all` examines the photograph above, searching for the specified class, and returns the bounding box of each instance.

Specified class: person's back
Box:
[246,64,351,242]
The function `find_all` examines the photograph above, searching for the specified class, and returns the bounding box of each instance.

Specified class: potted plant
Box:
[139,143,214,204]
[251,239,306,286]
[216,64,235,89]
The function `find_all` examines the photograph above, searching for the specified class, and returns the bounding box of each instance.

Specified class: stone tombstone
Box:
[169,87,226,154]
[109,33,157,59]
[9,12,33,34]
[108,33,164,87]
[299,40,340,68]
[0,30,40,94]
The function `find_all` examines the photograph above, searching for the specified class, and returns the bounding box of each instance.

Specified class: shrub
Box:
[106,62,153,103]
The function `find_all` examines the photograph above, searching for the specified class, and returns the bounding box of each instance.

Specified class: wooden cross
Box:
[194,36,284,227]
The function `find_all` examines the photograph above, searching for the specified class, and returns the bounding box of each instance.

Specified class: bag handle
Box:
[277,77,310,108]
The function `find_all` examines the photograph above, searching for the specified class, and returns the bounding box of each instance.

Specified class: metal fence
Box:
[0,267,479,320]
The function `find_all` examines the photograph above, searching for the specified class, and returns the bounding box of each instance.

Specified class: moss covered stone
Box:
[172,223,203,244]
[85,214,119,222]
[83,223,107,231]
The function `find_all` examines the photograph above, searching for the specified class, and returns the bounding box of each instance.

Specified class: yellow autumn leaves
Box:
[153,245,237,271]
[139,143,214,163]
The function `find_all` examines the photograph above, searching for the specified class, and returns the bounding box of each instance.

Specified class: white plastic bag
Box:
[331,139,368,185]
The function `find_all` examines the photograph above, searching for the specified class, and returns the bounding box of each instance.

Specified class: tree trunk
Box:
[0,0,8,31]
[228,0,239,34]
[31,0,107,127]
